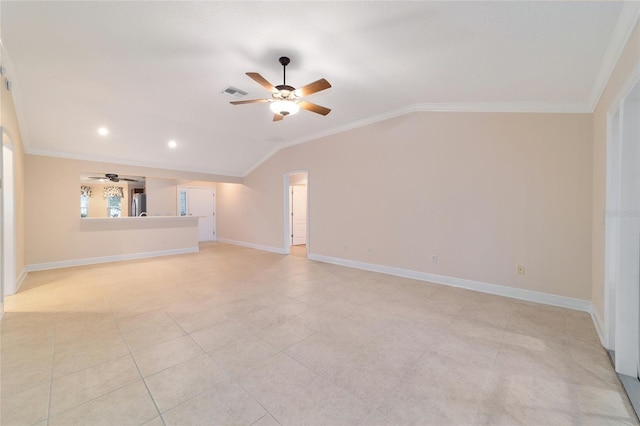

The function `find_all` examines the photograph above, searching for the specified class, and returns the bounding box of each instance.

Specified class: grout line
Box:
[112,312,165,424]
[44,311,59,426]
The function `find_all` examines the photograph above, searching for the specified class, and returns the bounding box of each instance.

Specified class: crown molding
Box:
[25,148,243,181]
[588,1,640,111]
[242,101,591,177]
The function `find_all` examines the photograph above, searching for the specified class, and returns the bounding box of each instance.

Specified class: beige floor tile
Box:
[132,335,204,377]
[493,333,574,381]
[338,338,424,385]
[581,413,639,425]
[189,319,253,352]
[358,409,396,426]
[377,384,481,425]
[235,306,291,332]
[1,337,54,397]
[49,354,141,416]
[117,309,185,351]
[171,304,231,333]
[578,384,638,423]
[255,318,317,350]
[478,371,581,424]
[322,362,395,409]
[3,242,636,425]
[1,313,57,348]
[271,377,370,426]
[52,332,130,378]
[0,382,50,426]
[284,330,364,374]
[48,380,158,426]
[161,380,266,426]
[238,353,317,410]
[144,353,230,412]
[141,416,165,426]
[289,306,345,331]
[1,335,55,367]
[208,334,280,377]
[252,414,282,426]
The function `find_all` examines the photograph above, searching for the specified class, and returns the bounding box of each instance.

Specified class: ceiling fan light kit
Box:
[231,56,331,122]
[270,100,300,116]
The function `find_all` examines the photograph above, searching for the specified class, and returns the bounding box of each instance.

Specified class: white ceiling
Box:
[2,1,638,177]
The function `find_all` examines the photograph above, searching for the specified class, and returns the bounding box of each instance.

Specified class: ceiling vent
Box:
[221,86,248,98]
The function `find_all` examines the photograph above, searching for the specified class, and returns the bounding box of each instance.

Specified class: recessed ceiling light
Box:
[97,127,109,136]
[168,140,177,148]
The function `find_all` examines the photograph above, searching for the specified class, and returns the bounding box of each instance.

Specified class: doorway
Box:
[178,187,216,242]
[2,140,15,300]
[605,73,640,381]
[285,171,309,257]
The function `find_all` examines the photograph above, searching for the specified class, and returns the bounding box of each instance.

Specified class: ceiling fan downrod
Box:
[279,56,290,86]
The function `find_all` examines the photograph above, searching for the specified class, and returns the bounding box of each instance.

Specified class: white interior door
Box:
[291,185,307,246]
[614,81,640,378]
[188,188,216,242]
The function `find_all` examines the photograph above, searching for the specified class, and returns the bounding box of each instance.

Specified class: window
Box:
[107,196,122,217]
[80,194,89,217]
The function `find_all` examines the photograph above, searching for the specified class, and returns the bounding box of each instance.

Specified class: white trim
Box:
[15,268,27,293]
[307,253,591,313]
[243,102,591,177]
[606,61,640,116]
[2,143,16,296]
[283,170,310,255]
[591,305,607,347]
[26,247,199,272]
[216,238,287,255]
[589,2,640,111]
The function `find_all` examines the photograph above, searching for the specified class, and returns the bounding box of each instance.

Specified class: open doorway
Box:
[2,138,15,301]
[284,171,309,257]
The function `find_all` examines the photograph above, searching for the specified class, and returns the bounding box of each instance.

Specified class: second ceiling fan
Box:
[231,57,331,122]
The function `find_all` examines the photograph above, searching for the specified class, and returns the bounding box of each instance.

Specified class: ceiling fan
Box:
[88,173,138,183]
[231,56,332,122]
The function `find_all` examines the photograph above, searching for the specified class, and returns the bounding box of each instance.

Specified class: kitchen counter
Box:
[80,215,200,231]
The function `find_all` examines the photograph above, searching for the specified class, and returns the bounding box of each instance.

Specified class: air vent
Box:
[221,86,248,98]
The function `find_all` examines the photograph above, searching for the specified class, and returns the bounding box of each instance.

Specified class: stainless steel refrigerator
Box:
[131,193,147,216]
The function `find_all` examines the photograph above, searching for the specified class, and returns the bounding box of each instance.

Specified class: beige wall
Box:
[218,112,593,300]
[146,178,177,216]
[591,22,640,320]
[1,69,27,279]
[25,155,229,265]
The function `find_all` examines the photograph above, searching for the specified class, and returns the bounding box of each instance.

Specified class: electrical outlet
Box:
[432,255,438,263]
[517,264,526,275]
[367,247,372,254]
[343,244,348,252]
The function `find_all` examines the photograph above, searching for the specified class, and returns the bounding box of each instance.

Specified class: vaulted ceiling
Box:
[2,1,638,177]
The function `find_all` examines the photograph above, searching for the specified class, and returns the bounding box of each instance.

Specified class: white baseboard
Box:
[217,238,287,255]
[26,247,199,272]
[591,305,607,347]
[308,253,591,313]
[15,267,27,293]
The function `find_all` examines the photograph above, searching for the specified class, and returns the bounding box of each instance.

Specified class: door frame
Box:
[604,61,640,377]
[2,136,15,302]
[283,171,309,256]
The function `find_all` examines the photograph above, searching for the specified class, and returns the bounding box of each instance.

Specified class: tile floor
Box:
[1,242,638,426]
